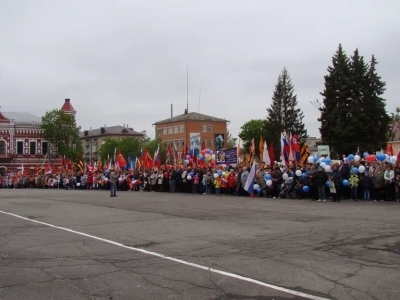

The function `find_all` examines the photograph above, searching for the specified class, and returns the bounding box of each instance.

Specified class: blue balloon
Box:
[184,159,189,164]
[265,174,272,180]
[376,153,386,161]
[363,152,369,159]
[206,149,211,154]
[342,179,350,187]
[303,186,310,192]
[257,187,263,194]
[290,172,294,177]
[325,181,330,187]
[217,170,222,176]
[301,173,307,179]
[324,158,331,164]
[313,156,318,163]
[348,154,355,161]
[351,167,359,174]
[190,172,194,177]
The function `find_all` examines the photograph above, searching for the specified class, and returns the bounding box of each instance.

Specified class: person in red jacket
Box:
[228,170,236,195]
[87,172,94,190]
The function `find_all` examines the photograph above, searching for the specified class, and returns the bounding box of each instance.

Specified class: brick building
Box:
[153,109,229,156]
[0,98,76,175]
[79,125,144,164]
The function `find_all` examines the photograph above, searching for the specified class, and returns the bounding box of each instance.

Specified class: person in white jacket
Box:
[383,165,395,201]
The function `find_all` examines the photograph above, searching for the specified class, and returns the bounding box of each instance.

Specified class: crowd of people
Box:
[2,156,400,202]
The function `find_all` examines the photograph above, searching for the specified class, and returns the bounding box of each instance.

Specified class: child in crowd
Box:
[349,171,359,201]
[214,175,221,196]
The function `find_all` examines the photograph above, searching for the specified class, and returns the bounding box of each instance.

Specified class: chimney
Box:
[126,124,129,128]
[89,127,92,133]
[100,127,105,134]
[65,98,70,103]
[123,124,125,128]
[184,109,188,114]
[171,104,173,118]
[84,130,89,136]
[104,124,106,129]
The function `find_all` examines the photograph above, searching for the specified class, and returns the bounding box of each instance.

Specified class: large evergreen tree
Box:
[365,56,390,149]
[318,45,389,155]
[266,67,307,148]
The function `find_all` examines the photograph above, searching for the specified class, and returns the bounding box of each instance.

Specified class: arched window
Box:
[0,140,6,154]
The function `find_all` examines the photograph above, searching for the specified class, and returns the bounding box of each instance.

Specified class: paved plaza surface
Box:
[0,190,399,300]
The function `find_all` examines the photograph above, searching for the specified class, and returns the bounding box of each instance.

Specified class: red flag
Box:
[87,164,94,172]
[116,150,127,168]
[269,142,275,165]
[52,164,57,174]
[201,141,206,151]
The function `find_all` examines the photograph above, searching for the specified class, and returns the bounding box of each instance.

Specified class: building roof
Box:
[79,125,144,138]
[153,112,229,125]
[2,112,42,124]
[60,98,76,113]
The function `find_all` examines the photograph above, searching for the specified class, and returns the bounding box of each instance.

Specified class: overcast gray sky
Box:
[1,0,399,140]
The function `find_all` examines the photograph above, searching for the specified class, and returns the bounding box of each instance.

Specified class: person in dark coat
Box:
[361,172,373,201]
[316,166,328,202]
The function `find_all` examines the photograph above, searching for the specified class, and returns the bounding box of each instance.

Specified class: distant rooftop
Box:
[1,112,42,124]
[79,125,144,138]
[153,111,229,125]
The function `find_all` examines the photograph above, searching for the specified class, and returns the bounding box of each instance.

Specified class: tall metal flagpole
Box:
[187,65,189,112]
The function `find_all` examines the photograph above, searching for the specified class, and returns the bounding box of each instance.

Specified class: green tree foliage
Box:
[226,131,236,149]
[318,44,390,155]
[98,137,119,161]
[41,109,82,160]
[238,119,267,156]
[266,67,307,149]
[98,137,166,163]
[142,138,167,163]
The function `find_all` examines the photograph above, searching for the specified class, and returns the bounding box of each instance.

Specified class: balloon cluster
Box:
[199,149,216,166]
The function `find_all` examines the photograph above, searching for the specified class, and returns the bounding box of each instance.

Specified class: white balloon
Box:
[282,173,289,180]
[266,180,272,186]
[324,166,331,172]
[358,166,365,173]
[254,184,260,190]
[307,156,314,163]
[354,155,360,162]
[213,173,219,178]
[390,156,397,162]
[320,162,327,168]
[187,176,192,180]
[295,170,302,177]
[77,183,81,186]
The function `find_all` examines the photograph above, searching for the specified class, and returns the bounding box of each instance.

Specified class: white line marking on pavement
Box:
[0,210,330,300]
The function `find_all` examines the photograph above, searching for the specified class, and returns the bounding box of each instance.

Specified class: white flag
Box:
[263,141,270,165]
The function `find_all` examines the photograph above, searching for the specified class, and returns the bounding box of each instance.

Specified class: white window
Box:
[202,125,206,132]
[163,127,167,135]
[207,126,212,133]
[179,125,184,133]
[173,126,178,134]
[180,139,185,146]
[168,127,173,134]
